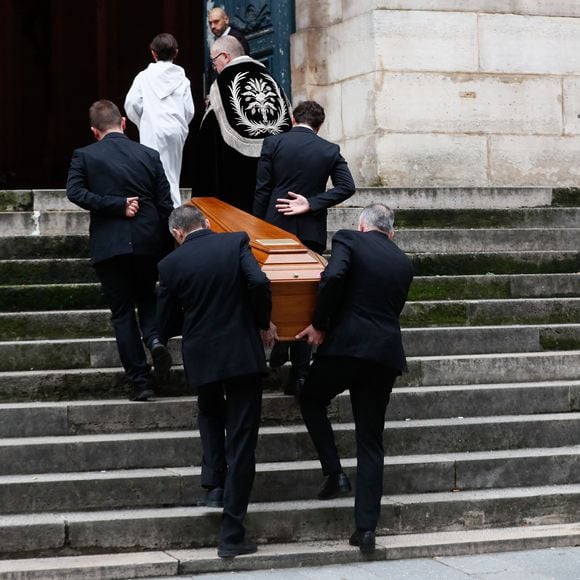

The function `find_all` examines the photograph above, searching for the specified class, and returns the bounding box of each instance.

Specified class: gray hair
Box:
[359,203,395,233]
[212,35,244,58]
[169,204,207,233]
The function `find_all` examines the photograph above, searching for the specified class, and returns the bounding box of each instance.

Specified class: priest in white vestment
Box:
[125,33,194,208]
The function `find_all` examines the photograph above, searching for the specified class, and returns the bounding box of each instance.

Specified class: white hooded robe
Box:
[125,61,194,207]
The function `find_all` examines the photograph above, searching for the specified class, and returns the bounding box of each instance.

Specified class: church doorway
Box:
[0,0,205,189]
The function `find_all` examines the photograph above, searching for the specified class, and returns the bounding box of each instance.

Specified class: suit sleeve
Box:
[311,230,352,330]
[156,259,184,343]
[307,148,356,213]
[253,138,274,218]
[66,150,126,215]
[239,234,272,330]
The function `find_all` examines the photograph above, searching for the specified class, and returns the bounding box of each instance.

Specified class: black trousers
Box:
[94,254,159,390]
[197,374,263,545]
[299,356,398,532]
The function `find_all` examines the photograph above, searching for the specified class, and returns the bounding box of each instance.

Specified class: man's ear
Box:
[90,127,101,141]
[121,117,127,131]
[387,230,395,240]
[171,227,185,245]
[204,218,211,229]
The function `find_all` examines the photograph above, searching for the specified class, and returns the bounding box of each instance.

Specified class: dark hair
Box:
[150,33,178,61]
[89,100,122,131]
[292,101,325,130]
[169,204,207,233]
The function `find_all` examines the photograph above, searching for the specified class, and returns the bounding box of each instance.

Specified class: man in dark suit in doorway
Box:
[296,204,414,554]
[156,204,275,559]
[67,100,173,402]
[254,100,356,395]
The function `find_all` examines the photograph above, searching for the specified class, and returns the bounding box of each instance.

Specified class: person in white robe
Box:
[125,33,194,208]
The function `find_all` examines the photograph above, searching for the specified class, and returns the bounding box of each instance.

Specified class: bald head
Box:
[208,7,229,37]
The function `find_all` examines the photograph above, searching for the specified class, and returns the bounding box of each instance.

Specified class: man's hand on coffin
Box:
[296,324,325,346]
[275,192,310,215]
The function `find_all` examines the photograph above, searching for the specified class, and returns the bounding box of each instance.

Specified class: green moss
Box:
[402,302,468,327]
[409,277,510,301]
[552,188,580,207]
[0,284,105,312]
[411,253,580,276]
[0,190,33,211]
[0,260,96,285]
[540,329,580,350]
[0,236,89,260]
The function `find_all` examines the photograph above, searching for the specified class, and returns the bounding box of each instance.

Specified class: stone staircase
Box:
[0,187,579,579]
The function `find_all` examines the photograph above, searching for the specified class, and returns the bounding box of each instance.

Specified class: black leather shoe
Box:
[317,472,351,500]
[217,540,257,558]
[150,338,172,383]
[269,341,289,368]
[349,529,376,553]
[129,387,155,402]
[201,487,224,508]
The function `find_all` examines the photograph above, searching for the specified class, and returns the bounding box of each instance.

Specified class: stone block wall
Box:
[292,1,580,187]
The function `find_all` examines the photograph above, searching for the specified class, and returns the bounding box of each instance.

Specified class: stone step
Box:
[0,236,89,259]
[0,381,578,438]
[2,446,580,514]
[2,324,580,372]
[342,187,556,209]
[3,523,580,578]
[1,350,579,400]
[329,206,580,230]
[2,298,579,341]
[0,259,95,284]
[397,228,580,253]
[0,551,178,579]
[410,250,580,276]
[1,251,578,286]
[327,228,580,253]
[1,484,580,557]
[409,273,580,301]
[1,413,579,476]
[0,273,577,313]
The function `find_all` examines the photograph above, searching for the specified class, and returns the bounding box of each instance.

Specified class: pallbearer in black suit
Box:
[254,100,356,395]
[67,100,173,402]
[297,204,414,554]
[156,204,276,559]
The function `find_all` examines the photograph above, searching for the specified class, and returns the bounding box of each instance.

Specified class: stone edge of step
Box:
[1,522,580,579]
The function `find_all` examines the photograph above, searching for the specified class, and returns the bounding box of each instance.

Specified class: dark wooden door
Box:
[0,0,204,189]
[211,1,295,96]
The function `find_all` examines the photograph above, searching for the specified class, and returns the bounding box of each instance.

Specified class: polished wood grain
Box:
[188,197,325,339]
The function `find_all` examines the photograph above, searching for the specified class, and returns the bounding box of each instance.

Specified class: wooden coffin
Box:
[188,197,325,340]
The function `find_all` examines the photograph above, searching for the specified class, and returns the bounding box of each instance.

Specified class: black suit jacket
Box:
[156,229,272,388]
[66,132,173,265]
[312,229,414,373]
[254,127,355,249]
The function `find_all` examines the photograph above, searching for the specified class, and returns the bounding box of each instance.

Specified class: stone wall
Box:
[292,1,580,187]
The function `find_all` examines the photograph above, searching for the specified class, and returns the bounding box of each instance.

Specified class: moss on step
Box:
[540,328,580,351]
[0,260,96,285]
[412,253,580,276]
[408,277,510,301]
[0,284,105,312]
[0,236,89,260]
[552,188,580,207]
[0,190,33,211]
